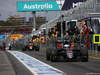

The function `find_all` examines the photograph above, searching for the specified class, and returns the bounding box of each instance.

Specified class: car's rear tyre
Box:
[46,49,51,60]
[82,56,88,62]
[81,48,88,62]
[50,49,57,62]
[35,46,39,51]
[22,47,26,51]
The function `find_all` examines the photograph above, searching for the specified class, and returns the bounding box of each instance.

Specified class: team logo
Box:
[61,0,87,10]
[56,0,65,9]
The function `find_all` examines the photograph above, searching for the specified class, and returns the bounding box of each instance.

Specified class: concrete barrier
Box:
[88,50,100,57]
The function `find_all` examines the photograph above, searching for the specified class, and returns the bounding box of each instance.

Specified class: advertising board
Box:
[0,35,7,40]
[62,0,87,10]
[10,34,23,40]
[17,1,60,11]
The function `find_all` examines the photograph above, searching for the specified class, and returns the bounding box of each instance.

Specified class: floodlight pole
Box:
[60,0,63,37]
[45,10,48,40]
[0,13,1,20]
[32,11,36,31]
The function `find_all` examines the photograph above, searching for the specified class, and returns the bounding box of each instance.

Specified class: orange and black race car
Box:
[46,35,88,62]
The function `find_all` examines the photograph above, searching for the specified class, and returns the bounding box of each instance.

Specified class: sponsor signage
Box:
[11,34,23,37]
[10,34,23,40]
[93,34,100,44]
[17,1,60,11]
[78,22,82,25]
[62,0,87,10]
[0,35,7,40]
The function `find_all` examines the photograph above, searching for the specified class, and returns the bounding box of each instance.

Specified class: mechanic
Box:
[74,26,80,35]
[82,24,91,48]
[66,26,76,36]
[2,42,6,51]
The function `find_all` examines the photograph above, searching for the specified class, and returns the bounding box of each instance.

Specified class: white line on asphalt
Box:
[7,50,66,75]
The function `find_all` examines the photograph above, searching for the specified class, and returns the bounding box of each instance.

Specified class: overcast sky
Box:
[0,0,62,21]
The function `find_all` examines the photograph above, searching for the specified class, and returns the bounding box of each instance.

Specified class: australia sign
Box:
[17,1,60,11]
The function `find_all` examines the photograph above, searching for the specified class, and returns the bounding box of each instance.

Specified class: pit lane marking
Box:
[7,50,66,75]
[89,56,100,60]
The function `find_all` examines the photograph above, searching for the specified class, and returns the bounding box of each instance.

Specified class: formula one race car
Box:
[22,42,39,51]
[46,35,88,62]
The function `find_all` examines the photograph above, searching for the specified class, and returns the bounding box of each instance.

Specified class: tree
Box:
[3,21,14,26]
[0,20,14,26]
[7,15,21,25]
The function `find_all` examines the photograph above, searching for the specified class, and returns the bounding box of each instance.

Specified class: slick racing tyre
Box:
[81,48,88,62]
[35,46,39,51]
[50,49,57,62]
[22,47,26,51]
[46,49,51,60]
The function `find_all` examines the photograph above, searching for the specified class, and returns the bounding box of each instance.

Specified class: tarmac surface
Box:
[23,50,100,75]
[1,49,100,75]
[0,50,16,75]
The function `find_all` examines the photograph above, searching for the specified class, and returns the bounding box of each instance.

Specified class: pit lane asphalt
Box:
[6,50,100,75]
